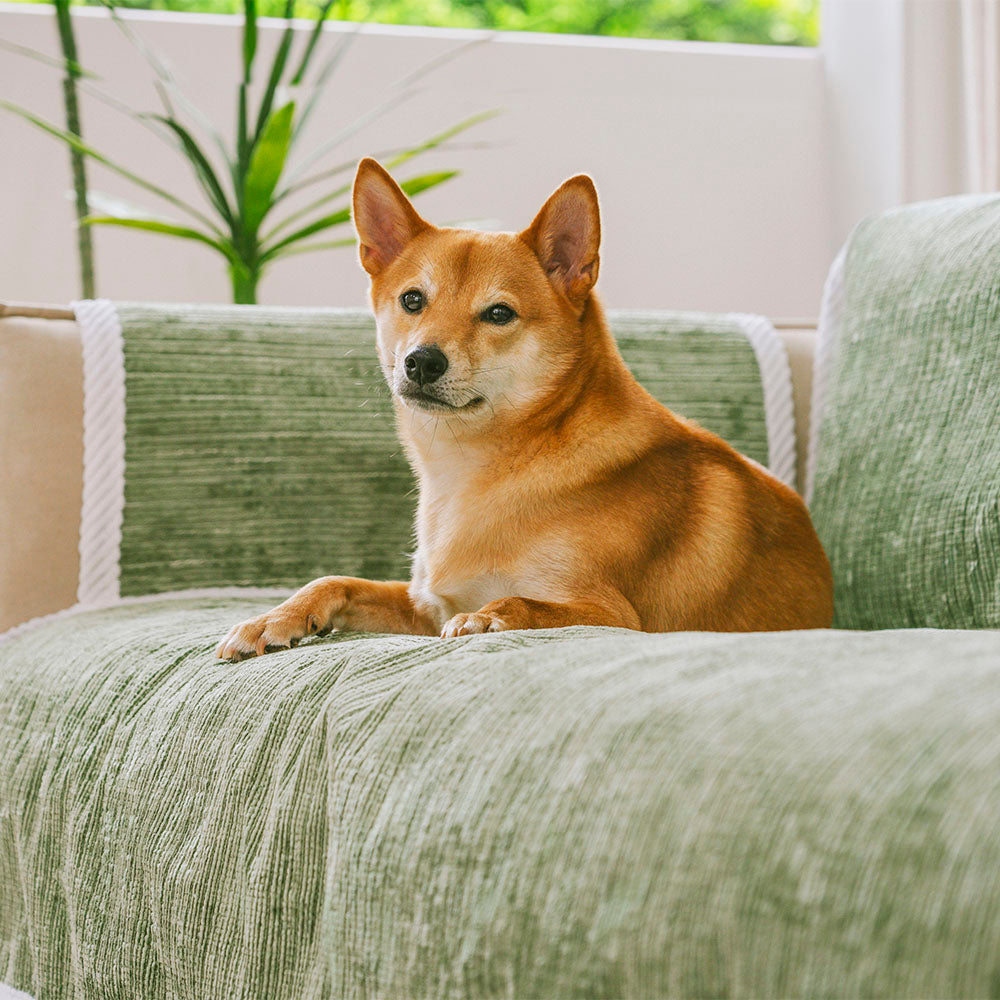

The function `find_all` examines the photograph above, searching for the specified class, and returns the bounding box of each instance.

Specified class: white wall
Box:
[0,3,833,317]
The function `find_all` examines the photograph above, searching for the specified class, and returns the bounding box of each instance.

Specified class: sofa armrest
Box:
[0,314,83,631]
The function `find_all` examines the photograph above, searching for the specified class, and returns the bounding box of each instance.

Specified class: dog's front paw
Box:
[441,611,510,638]
[216,606,330,662]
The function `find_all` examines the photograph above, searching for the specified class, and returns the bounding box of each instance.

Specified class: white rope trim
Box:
[0,586,291,647]
[0,983,36,1000]
[736,312,797,489]
[73,299,126,607]
[805,243,848,505]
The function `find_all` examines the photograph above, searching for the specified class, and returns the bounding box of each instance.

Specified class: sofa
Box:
[1,194,999,999]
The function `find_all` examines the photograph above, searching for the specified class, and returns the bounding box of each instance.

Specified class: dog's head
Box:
[352,158,601,430]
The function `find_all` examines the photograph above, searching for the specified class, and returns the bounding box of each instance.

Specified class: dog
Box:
[216,158,833,661]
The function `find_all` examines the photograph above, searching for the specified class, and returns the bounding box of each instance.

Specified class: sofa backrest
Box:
[807,194,1000,629]
[0,305,814,632]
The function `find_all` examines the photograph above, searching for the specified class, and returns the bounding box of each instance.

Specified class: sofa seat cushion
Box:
[2,600,999,999]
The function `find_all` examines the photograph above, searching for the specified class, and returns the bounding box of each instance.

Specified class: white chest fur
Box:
[409,556,515,630]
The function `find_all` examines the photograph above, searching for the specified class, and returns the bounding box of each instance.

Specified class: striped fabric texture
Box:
[3,597,1000,999]
[76,303,790,601]
[809,194,1000,629]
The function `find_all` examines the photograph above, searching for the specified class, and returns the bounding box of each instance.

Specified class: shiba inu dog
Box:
[217,159,833,660]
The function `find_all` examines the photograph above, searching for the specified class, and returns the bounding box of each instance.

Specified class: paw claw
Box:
[441,611,509,638]
[217,607,323,663]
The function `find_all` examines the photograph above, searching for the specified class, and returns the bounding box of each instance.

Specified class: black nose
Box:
[404,345,448,385]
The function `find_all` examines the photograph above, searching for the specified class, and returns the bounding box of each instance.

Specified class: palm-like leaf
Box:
[262,170,458,262]
[244,101,295,234]
[0,99,222,234]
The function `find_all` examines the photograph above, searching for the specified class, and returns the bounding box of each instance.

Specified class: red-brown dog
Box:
[217,159,832,660]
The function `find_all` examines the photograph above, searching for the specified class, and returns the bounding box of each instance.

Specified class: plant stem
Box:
[230,266,259,304]
[53,0,96,298]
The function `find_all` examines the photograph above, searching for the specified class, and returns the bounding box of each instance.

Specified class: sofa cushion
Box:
[70,302,793,603]
[808,194,1000,629]
[2,600,999,998]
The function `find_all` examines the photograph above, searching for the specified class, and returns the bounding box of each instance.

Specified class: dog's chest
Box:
[412,568,513,627]
[410,497,521,625]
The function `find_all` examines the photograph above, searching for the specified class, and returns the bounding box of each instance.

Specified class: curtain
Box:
[961,0,1000,192]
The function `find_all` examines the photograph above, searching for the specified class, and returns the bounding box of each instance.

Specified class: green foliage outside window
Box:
[20,0,821,47]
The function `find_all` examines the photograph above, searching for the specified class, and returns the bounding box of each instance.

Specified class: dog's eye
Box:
[482,303,516,325]
[400,289,424,313]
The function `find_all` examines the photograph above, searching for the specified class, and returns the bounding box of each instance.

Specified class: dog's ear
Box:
[520,175,601,308]
[352,158,430,276]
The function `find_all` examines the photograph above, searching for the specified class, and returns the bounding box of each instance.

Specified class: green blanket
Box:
[72,302,792,603]
[3,599,999,999]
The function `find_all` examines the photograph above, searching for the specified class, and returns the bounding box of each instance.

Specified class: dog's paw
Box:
[215,608,331,662]
[441,611,510,638]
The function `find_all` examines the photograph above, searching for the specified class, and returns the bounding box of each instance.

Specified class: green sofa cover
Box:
[2,596,1000,999]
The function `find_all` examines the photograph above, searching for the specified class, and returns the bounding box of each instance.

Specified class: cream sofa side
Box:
[0,316,83,632]
[0,316,818,633]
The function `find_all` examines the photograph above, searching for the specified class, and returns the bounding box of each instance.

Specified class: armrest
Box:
[0,315,83,631]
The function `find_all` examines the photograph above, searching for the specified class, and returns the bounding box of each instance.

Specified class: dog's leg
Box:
[441,594,641,637]
[216,577,437,660]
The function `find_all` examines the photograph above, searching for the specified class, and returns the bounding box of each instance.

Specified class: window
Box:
[53,0,820,46]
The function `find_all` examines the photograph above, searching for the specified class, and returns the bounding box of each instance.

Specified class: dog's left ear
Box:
[520,175,601,308]
[353,158,431,276]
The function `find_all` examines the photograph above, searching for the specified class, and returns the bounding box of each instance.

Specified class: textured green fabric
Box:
[810,195,1000,629]
[113,305,771,597]
[3,599,1000,999]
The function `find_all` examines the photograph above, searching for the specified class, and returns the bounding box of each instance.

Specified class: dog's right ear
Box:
[520,175,601,309]
[352,158,430,276]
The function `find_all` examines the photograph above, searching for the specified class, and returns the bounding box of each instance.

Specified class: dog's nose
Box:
[404,345,448,385]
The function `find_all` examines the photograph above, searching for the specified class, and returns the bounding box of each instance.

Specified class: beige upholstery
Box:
[1,316,83,631]
[0,315,817,633]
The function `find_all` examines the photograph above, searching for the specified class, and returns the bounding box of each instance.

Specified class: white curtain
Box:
[823,0,1000,245]
[960,0,1000,192]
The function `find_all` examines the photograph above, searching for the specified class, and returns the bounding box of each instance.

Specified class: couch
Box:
[2,194,999,999]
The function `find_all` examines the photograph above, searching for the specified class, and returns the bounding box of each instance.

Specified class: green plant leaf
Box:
[286,33,490,183]
[398,170,459,199]
[261,169,457,262]
[289,0,337,87]
[288,25,360,150]
[260,205,349,262]
[154,117,234,226]
[268,235,355,260]
[242,0,257,84]
[96,0,230,164]
[235,81,250,205]
[284,86,418,183]
[0,99,223,235]
[243,101,295,234]
[81,215,236,262]
[279,110,497,205]
[385,109,500,173]
[253,0,295,142]
[0,38,100,79]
